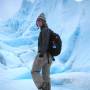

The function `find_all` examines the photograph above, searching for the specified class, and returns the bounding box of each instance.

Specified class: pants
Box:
[31,53,52,90]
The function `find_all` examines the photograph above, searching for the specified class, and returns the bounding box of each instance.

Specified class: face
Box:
[36,19,43,28]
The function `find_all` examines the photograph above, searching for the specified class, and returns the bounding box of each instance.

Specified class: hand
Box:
[39,53,43,57]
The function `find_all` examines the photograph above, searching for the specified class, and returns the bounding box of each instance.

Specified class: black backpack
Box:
[48,29,62,56]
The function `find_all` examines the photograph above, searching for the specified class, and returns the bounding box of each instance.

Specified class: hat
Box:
[37,13,46,21]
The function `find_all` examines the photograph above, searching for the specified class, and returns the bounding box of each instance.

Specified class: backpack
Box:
[48,29,62,56]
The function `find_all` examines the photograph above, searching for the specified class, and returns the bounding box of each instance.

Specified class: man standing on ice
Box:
[31,13,52,90]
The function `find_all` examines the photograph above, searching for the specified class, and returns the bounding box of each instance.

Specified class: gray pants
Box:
[31,53,52,90]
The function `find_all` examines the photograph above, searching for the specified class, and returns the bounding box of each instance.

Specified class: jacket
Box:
[38,26,50,55]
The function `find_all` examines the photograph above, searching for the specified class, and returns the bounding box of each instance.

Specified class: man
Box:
[31,13,52,90]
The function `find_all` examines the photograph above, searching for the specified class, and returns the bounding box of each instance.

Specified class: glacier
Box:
[0,0,90,90]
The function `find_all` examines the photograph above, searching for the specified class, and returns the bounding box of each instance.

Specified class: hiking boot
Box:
[39,82,51,90]
[38,82,47,90]
[44,82,51,90]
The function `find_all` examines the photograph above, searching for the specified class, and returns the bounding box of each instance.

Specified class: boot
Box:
[38,82,47,90]
[42,82,51,90]
[46,82,51,90]
[38,82,51,90]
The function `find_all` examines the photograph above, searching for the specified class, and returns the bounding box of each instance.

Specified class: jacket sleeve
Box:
[40,28,50,55]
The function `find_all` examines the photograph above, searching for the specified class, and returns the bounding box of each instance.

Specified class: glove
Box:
[39,53,43,57]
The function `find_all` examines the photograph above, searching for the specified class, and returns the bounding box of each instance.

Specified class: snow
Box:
[0,0,90,90]
[75,0,84,2]
[0,0,23,21]
[0,70,90,90]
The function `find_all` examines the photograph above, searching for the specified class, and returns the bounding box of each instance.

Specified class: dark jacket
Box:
[38,26,50,55]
